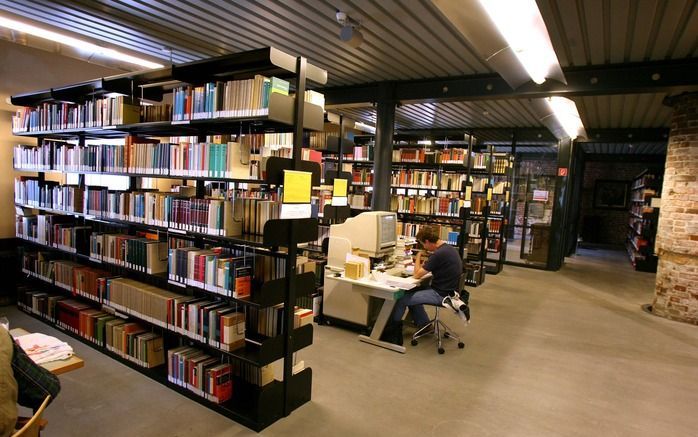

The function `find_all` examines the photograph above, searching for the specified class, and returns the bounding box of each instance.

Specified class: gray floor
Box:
[3,248,698,436]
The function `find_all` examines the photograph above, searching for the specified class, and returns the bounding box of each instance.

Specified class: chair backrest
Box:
[457,272,466,293]
[12,395,50,437]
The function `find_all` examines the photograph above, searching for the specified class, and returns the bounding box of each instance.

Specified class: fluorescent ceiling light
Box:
[479,0,560,84]
[354,121,376,134]
[0,15,165,69]
[417,140,433,145]
[546,97,584,139]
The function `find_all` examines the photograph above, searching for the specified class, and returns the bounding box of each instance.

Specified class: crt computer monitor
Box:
[328,211,397,258]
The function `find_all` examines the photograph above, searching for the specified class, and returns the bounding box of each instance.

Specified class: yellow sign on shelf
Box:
[283,170,312,204]
[333,178,348,198]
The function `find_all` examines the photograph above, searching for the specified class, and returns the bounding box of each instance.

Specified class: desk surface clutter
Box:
[10,328,84,375]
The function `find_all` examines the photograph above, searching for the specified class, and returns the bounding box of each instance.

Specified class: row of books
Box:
[352,144,373,161]
[171,76,324,121]
[13,135,292,180]
[488,219,503,233]
[486,238,501,252]
[15,179,83,213]
[391,169,437,188]
[440,173,467,191]
[247,305,313,338]
[391,194,466,216]
[168,247,252,299]
[167,347,234,404]
[16,210,306,301]
[12,96,140,133]
[17,287,166,368]
[172,76,284,121]
[396,222,460,245]
[391,148,468,164]
[348,193,371,209]
[15,213,88,251]
[15,180,280,237]
[352,168,373,185]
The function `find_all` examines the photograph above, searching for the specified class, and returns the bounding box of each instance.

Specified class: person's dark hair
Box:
[416,226,440,244]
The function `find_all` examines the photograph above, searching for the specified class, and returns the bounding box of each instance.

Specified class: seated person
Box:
[0,326,60,437]
[381,226,468,345]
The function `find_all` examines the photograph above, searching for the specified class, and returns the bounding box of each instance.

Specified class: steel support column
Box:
[371,99,396,211]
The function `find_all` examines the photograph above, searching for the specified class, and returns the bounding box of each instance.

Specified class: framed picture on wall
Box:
[594,180,629,209]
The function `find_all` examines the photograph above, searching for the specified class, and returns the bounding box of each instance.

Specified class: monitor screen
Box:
[379,214,396,246]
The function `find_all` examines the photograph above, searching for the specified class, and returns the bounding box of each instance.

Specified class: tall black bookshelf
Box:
[627,169,663,272]
[10,47,326,431]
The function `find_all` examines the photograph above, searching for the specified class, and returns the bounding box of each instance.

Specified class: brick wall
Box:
[653,92,698,325]
[579,161,656,245]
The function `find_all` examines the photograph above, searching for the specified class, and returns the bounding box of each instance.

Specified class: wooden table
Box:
[10,328,84,375]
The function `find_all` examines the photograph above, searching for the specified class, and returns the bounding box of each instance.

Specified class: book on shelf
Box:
[12,95,139,133]
[391,194,465,216]
[171,75,321,122]
[167,346,233,404]
[391,169,437,188]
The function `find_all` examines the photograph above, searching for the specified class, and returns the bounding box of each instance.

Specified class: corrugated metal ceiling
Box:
[0,0,491,86]
[0,0,694,134]
[538,0,697,67]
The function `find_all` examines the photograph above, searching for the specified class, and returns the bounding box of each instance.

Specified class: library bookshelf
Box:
[318,134,514,286]
[11,47,326,431]
[626,169,663,272]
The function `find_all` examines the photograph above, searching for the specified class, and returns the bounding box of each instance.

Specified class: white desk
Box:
[324,270,423,354]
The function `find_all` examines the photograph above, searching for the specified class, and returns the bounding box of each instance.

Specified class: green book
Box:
[270,77,289,96]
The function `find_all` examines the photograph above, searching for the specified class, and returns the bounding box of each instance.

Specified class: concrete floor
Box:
[2,248,698,436]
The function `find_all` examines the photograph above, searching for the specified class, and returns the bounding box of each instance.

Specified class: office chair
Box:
[411,273,467,354]
[12,395,50,437]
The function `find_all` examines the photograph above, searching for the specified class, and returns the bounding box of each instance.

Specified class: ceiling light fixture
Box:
[546,97,584,139]
[478,0,560,84]
[336,10,363,48]
[354,121,375,134]
[0,15,165,69]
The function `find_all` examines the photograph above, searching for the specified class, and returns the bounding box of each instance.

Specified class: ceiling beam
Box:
[323,59,698,105]
[579,128,669,143]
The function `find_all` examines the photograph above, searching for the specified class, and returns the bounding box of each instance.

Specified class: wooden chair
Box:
[12,395,50,437]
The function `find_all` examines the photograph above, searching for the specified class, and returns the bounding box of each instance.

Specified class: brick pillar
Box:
[653,92,698,325]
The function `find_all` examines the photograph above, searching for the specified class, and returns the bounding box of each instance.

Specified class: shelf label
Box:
[331,177,348,206]
[283,170,312,204]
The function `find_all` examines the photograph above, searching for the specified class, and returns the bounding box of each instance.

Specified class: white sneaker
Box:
[442,295,470,325]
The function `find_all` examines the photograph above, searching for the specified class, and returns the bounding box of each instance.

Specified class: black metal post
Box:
[282,55,307,416]
[547,137,574,270]
[371,92,396,211]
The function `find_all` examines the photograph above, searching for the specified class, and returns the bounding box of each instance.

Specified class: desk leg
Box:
[358,299,406,353]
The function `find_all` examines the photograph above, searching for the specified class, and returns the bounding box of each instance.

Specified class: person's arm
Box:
[413,250,430,279]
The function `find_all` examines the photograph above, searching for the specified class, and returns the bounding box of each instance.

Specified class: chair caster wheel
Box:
[438,347,445,354]
[458,342,465,349]
[411,339,418,346]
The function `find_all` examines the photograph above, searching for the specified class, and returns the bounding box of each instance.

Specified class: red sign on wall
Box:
[558,167,568,177]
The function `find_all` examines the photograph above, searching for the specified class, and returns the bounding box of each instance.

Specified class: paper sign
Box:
[331,178,348,206]
[280,203,312,219]
[331,197,348,206]
[465,185,472,201]
[283,170,312,204]
[333,178,348,198]
[532,190,549,201]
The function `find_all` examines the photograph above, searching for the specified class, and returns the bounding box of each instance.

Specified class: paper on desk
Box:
[346,253,370,279]
[16,333,74,364]
[372,271,419,290]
